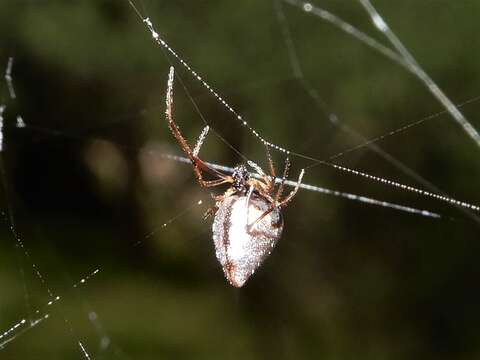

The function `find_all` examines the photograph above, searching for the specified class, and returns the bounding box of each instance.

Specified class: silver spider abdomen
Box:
[212,193,283,287]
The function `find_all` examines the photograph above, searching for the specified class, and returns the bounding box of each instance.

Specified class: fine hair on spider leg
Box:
[193,125,210,156]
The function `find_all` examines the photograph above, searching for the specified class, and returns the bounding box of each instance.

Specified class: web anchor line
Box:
[328,163,480,212]
[0,268,99,350]
[0,181,205,350]
[358,0,480,149]
[124,4,480,218]
[5,57,16,100]
[161,154,440,219]
[284,0,480,149]
[274,0,480,224]
[134,9,291,155]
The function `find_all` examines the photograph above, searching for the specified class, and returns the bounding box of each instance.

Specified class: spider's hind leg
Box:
[277,168,305,208]
[274,157,291,203]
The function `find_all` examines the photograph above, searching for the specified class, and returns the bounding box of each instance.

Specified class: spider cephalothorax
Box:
[165,67,304,287]
[232,165,250,194]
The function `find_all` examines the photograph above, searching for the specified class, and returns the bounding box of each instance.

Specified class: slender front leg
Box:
[165,66,230,187]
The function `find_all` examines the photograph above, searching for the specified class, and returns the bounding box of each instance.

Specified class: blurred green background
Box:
[1,0,480,359]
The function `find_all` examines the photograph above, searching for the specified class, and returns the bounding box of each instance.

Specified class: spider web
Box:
[1,1,480,359]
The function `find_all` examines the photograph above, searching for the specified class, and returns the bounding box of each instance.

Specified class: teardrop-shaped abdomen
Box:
[212,193,283,287]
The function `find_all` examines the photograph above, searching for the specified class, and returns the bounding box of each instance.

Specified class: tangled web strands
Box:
[1,2,480,358]
[130,10,291,155]
[128,1,480,219]
[162,154,442,219]
[283,0,480,148]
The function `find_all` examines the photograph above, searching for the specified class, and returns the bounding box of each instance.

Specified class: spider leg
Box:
[247,160,266,178]
[205,188,237,220]
[246,162,294,232]
[165,67,231,187]
[247,167,303,231]
[200,178,231,187]
[277,168,305,208]
[203,205,218,220]
[265,145,276,191]
[212,188,236,203]
[244,185,255,228]
[189,164,230,187]
[247,161,273,196]
[193,125,209,156]
[274,157,291,203]
[247,206,275,233]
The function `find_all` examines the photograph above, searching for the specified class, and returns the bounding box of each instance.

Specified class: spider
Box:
[165,67,304,287]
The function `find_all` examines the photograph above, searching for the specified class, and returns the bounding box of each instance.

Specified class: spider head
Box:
[232,165,250,194]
